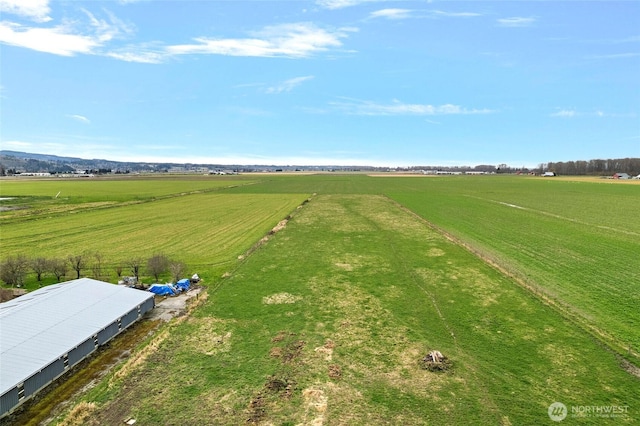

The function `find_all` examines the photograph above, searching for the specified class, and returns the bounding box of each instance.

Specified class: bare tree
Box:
[128,257,143,282]
[147,253,169,282]
[115,264,124,278]
[1,255,30,287]
[31,257,49,282]
[169,261,186,283]
[50,258,68,282]
[68,254,86,279]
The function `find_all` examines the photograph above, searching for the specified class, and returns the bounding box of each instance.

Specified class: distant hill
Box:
[0,150,87,163]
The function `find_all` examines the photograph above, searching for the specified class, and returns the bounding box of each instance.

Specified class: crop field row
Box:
[74,193,639,425]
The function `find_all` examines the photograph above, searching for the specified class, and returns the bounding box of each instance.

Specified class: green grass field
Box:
[1,174,638,424]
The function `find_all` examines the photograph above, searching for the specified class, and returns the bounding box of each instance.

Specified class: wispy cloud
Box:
[369,8,482,21]
[0,0,52,23]
[550,108,635,118]
[369,9,413,20]
[317,0,384,10]
[266,76,314,94]
[68,114,91,124]
[331,98,495,116]
[551,109,577,118]
[586,52,640,60]
[166,23,354,59]
[497,17,536,27]
[431,10,482,18]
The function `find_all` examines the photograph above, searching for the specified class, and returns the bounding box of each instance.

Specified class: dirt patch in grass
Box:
[183,317,234,355]
[302,388,328,425]
[263,292,302,304]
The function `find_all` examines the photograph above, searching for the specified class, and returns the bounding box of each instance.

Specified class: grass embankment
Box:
[69,194,638,425]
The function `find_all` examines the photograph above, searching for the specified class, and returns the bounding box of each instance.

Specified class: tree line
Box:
[540,157,639,176]
[0,252,187,288]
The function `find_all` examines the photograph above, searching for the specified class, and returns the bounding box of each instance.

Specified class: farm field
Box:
[0,176,304,283]
[1,174,639,424]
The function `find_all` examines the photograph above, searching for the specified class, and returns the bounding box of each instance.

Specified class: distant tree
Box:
[128,257,144,281]
[0,255,30,287]
[115,265,124,278]
[169,261,186,283]
[31,257,49,282]
[50,258,68,282]
[68,254,86,279]
[147,253,169,282]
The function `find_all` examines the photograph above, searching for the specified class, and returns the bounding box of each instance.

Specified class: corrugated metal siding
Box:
[0,278,155,417]
[0,388,19,416]
[68,339,95,367]
[121,308,139,329]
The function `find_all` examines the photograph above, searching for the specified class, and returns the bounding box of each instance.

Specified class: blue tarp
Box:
[148,284,176,296]
[175,279,190,292]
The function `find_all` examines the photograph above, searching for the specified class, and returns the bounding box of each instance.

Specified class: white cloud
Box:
[369,8,481,21]
[82,8,134,43]
[497,17,536,27]
[266,76,314,94]
[331,98,495,116]
[0,21,99,55]
[369,9,413,20]
[166,23,353,58]
[68,114,90,124]
[0,0,51,23]
[551,109,576,117]
[0,8,133,56]
[316,0,383,10]
[105,47,166,64]
[430,10,482,18]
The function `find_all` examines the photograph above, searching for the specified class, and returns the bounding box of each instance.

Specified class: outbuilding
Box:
[0,278,154,418]
[612,173,631,179]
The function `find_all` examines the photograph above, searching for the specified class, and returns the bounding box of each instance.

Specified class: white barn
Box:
[0,278,155,418]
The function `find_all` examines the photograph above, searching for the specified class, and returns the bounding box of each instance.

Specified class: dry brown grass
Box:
[57,401,97,426]
[262,292,303,305]
[109,328,170,386]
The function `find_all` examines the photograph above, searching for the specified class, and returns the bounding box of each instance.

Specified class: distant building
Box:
[542,172,556,177]
[0,278,155,418]
[612,173,630,179]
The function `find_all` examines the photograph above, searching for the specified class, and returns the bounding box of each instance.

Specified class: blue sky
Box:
[1,0,638,167]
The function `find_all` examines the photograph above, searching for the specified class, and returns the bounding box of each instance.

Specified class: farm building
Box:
[0,278,154,418]
[612,172,631,179]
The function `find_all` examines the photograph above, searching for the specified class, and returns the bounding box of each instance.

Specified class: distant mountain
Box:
[0,150,87,163]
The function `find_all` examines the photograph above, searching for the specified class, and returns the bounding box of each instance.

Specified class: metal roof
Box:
[0,278,154,396]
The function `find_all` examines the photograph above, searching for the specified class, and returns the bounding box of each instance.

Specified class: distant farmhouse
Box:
[0,278,154,418]
[612,172,630,179]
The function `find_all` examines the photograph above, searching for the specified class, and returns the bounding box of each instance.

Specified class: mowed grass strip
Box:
[77,194,639,425]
